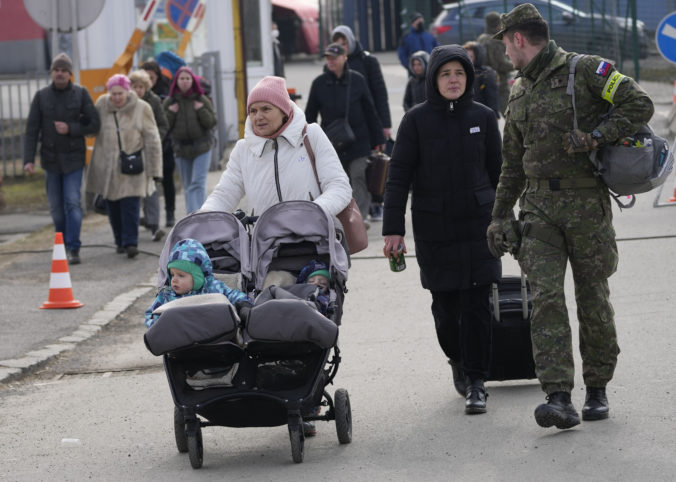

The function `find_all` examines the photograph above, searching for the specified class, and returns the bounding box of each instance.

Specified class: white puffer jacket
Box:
[201,103,352,216]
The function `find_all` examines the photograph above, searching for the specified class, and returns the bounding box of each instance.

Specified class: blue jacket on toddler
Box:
[145,238,251,328]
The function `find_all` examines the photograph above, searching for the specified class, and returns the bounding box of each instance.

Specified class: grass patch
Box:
[1,169,48,213]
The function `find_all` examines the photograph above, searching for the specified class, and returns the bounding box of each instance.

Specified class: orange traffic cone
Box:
[669,177,676,203]
[40,232,83,309]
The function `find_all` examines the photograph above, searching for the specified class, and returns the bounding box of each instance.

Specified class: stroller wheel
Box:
[173,407,188,453]
[187,423,204,469]
[288,419,305,463]
[334,388,352,444]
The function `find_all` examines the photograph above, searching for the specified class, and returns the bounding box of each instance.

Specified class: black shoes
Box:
[582,387,609,421]
[448,360,467,397]
[149,226,165,242]
[126,245,139,259]
[116,246,125,254]
[465,378,487,414]
[67,250,80,265]
[534,391,580,429]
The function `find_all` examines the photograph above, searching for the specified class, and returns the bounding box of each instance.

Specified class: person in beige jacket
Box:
[86,74,162,258]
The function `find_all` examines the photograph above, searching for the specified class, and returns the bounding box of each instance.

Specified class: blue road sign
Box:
[166,0,198,33]
[656,12,676,64]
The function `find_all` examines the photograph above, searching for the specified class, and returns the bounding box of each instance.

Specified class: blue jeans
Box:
[45,168,83,252]
[106,196,140,248]
[175,151,211,214]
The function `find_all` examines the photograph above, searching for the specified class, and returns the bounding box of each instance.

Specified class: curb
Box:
[0,283,154,384]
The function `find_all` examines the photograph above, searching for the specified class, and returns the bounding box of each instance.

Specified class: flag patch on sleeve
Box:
[470,126,480,134]
[595,61,611,76]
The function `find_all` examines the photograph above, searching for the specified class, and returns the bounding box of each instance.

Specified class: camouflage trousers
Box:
[517,187,620,395]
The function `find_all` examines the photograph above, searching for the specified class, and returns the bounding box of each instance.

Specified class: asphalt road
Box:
[1,51,676,480]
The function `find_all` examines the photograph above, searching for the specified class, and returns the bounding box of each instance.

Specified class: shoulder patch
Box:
[595,61,611,77]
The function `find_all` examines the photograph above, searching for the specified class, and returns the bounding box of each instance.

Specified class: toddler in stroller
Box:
[144,238,252,329]
[143,202,352,468]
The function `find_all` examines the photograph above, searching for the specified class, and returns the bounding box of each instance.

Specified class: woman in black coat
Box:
[382,44,502,414]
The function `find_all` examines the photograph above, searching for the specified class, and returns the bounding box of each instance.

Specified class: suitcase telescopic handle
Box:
[492,282,500,322]
[521,272,529,320]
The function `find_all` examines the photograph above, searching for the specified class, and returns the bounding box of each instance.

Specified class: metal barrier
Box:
[0,72,50,177]
[0,51,226,178]
[188,51,226,171]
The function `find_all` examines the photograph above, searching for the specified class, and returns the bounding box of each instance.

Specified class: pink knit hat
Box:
[106,74,131,92]
[247,76,293,117]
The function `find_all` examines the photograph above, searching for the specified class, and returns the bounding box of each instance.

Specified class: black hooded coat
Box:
[470,43,500,117]
[382,45,502,290]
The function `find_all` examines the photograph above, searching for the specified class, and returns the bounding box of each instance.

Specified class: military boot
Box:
[582,387,609,421]
[534,391,580,429]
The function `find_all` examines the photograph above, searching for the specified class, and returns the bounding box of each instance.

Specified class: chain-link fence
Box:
[430,0,663,78]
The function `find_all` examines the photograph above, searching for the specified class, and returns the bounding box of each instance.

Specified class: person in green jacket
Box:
[163,66,217,215]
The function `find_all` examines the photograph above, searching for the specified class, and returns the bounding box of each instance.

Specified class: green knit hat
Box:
[168,259,205,291]
[307,269,330,282]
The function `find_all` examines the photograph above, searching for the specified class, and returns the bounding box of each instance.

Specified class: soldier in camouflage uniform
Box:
[477,12,514,115]
[486,3,653,429]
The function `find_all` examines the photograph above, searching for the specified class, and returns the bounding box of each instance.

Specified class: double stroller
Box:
[144,201,352,468]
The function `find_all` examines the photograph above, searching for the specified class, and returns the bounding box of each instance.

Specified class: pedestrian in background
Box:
[86,74,162,259]
[487,3,654,429]
[202,76,351,220]
[403,50,429,112]
[140,60,171,98]
[164,66,217,215]
[332,24,392,222]
[397,12,438,73]
[305,43,385,225]
[462,41,500,117]
[141,60,177,227]
[129,69,167,242]
[23,53,101,265]
[383,45,502,415]
[477,11,514,115]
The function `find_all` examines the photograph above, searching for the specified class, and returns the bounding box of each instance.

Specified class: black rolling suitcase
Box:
[487,272,537,381]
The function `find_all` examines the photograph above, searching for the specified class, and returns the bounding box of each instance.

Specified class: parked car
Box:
[431,0,650,59]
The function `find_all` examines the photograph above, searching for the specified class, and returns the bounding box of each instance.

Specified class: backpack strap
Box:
[566,54,584,131]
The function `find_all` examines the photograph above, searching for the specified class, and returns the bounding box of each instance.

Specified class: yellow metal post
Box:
[232,0,248,138]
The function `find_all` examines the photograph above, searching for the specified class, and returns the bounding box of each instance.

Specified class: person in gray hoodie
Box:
[403,50,429,112]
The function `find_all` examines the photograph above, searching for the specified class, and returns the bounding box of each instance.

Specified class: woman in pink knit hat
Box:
[201,75,351,219]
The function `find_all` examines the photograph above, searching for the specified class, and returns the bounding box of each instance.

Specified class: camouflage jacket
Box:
[492,41,654,219]
[477,33,514,75]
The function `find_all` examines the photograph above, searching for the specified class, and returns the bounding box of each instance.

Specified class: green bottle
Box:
[389,245,406,272]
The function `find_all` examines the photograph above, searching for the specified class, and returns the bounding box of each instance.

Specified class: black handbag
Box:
[325,73,355,151]
[114,112,144,175]
[325,118,356,152]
